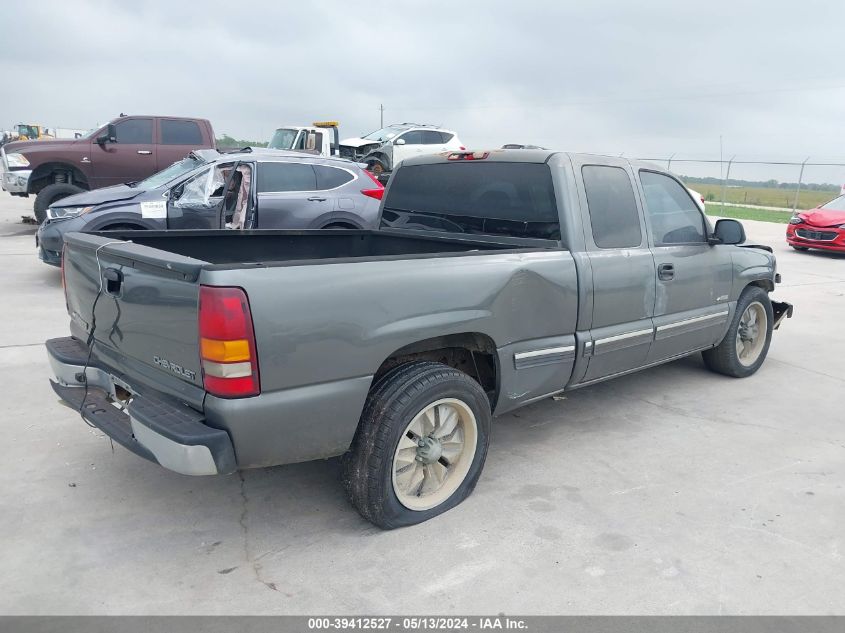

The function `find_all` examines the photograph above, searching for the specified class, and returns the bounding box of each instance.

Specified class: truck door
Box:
[253,161,332,228]
[574,159,656,383]
[156,118,206,171]
[90,117,156,188]
[636,170,733,362]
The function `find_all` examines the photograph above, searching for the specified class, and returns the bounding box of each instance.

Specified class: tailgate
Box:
[62,232,208,396]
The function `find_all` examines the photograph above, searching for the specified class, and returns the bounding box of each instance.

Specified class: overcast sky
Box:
[3,0,844,183]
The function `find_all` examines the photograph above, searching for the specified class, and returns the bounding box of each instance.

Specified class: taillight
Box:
[361,169,385,200]
[198,286,260,398]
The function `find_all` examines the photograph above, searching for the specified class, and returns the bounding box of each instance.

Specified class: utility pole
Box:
[379,104,384,128]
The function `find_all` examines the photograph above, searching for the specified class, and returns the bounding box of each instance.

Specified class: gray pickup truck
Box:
[47,149,792,528]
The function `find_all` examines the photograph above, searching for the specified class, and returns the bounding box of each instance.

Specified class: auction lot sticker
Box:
[140,200,166,219]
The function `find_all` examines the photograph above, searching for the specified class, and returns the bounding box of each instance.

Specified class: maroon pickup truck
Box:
[1,115,215,222]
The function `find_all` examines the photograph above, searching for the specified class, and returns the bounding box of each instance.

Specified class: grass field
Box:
[705,203,792,224]
[686,183,835,210]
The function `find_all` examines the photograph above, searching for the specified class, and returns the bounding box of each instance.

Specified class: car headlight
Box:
[788,215,803,225]
[47,205,93,219]
[5,152,30,168]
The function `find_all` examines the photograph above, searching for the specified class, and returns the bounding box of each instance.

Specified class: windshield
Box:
[381,162,561,241]
[362,125,408,142]
[136,155,206,189]
[268,128,298,149]
[821,194,845,211]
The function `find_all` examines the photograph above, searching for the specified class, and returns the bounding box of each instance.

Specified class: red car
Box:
[786,194,845,253]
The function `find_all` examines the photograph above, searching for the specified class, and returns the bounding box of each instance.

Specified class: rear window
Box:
[381,162,559,240]
[161,119,204,145]
[315,165,354,190]
[582,165,642,248]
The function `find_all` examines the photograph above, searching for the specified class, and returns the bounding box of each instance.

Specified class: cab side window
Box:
[114,119,153,144]
[639,171,706,245]
[582,165,643,249]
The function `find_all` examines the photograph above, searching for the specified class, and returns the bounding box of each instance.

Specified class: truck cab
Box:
[267,121,340,156]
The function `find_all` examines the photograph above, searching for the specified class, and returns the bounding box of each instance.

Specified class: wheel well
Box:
[99,222,146,231]
[747,279,774,293]
[29,163,89,194]
[322,222,358,229]
[374,333,499,407]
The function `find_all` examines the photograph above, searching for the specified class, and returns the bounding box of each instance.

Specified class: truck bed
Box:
[88,228,544,267]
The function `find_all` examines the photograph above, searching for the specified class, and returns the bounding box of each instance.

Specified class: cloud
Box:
[2,0,844,182]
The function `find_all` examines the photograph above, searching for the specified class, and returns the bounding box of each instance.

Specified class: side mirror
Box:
[711,218,746,245]
[97,123,117,145]
[394,138,406,145]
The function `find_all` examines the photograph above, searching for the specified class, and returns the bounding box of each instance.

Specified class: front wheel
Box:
[702,286,773,378]
[343,361,491,529]
[791,245,809,251]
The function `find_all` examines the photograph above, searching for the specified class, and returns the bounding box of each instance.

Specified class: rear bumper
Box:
[47,337,236,476]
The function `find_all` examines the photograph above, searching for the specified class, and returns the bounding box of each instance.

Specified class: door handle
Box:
[657,263,675,281]
[137,150,152,155]
[307,196,327,202]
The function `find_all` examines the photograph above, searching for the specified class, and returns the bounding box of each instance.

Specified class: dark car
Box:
[1,115,216,223]
[36,149,384,266]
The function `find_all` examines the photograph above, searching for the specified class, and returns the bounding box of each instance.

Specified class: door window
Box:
[639,171,706,245]
[114,119,153,144]
[397,130,424,145]
[582,165,642,248]
[257,162,317,192]
[314,165,354,190]
[173,166,225,208]
[161,119,203,145]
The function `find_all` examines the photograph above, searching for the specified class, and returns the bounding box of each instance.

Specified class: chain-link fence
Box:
[634,157,845,212]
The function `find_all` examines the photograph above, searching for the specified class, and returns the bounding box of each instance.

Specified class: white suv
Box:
[339,123,464,175]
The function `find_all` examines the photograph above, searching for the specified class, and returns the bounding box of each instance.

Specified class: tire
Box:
[34,183,85,224]
[791,245,809,251]
[343,361,492,529]
[702,286,774,378]
[367,158,388,177]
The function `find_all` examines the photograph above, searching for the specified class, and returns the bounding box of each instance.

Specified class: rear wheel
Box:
[34,183,85,224]
[343,361,491,529]
[702,286,773,378]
